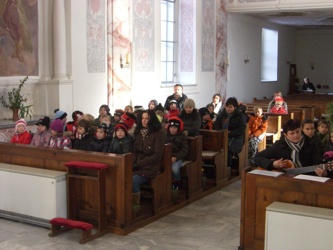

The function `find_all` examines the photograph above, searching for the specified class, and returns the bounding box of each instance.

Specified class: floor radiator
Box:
[0,163,67,228]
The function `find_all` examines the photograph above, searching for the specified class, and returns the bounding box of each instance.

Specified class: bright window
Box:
[161,0,177,84]
[261,28,278,82]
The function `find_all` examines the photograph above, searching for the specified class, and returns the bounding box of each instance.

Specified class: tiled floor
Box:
[0,181,241,250]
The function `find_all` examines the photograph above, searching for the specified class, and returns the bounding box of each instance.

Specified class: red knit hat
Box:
[15,118,27,132]
[275,96,284,102]
[168,116,184,133]
[121,112,136,129]
[114,122,128,135]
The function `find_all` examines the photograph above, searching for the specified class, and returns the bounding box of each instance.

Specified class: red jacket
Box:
[10,131,32,144]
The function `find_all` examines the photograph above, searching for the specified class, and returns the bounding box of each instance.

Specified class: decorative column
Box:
[52,0,67,79]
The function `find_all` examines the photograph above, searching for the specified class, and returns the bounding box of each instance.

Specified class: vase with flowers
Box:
[0,76,33,121]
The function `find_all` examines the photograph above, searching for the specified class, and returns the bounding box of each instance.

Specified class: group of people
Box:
[9,84,330,212]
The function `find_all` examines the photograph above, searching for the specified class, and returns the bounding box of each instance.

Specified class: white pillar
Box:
[52,0,67,79]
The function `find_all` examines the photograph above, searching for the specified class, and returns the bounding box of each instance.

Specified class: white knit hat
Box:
[15,118,27,132]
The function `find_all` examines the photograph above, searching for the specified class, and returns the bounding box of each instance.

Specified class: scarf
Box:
[284,136,304,168]
[140,128,149,140]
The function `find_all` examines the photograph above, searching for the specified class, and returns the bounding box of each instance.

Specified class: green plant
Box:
[0,76,33,119]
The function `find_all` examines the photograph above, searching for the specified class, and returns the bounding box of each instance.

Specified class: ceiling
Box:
[246,9,333,28]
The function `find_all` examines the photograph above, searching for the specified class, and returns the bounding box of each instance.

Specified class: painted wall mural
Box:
[180,0,193,72]
[215,0,227,102]
[133,0,154,72]
[107,0,131,110]
[87,0,105,73]
[0,0,38,76]
[202,0,214,72]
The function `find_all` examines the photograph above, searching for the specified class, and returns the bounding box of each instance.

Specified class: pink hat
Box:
[15,118,27,132]
[50,119,64,133]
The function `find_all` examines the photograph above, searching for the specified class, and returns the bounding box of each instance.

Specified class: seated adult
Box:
[164,84,188,111]
[178,98,201,136]
[213,97,247,168]
[254,119,324,176]
[267,91,288,113]
[302,77,316,92]
[208,93,223,115]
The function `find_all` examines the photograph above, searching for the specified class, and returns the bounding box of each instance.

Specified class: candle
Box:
[126,53,129,64]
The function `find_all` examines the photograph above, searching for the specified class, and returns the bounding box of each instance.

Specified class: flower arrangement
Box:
[0,76,33,120]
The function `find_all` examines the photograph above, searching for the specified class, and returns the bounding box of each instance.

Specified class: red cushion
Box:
[50,217,93,230]
[64,161,108,170]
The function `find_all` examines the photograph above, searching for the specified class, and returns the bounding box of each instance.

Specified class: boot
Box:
[132,192,141,214]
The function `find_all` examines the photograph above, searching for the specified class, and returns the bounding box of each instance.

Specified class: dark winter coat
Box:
[164,93,188,111]
[213,108,247,153]
[87,137,111,152]
[132,129,165,178]
[178,109,201,136]
[254,135,323,171]
[108,135,133,154]
[73,133,93,151]
[166,133,189,161]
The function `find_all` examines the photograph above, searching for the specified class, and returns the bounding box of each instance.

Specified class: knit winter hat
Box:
[97,123,108,134]
[155,103,165,112]
[15,118,27,132]
[199,107,210,118]
[114,109,124,117]
[168,116,184,133]
[36,116,50,129]
[114,122,128,135]
[121,112,137,129]
[184,98,195,108]
[225,97,238,108]
[274,96,284,102]
[50,119,64,133]
[54,108,67,120]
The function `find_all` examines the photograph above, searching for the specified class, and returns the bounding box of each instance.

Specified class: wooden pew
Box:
[239,168,333,250]
[181,135,203,199]
[199,129,228,188]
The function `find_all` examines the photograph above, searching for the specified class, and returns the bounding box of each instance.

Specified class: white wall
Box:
[227,14,297,103]
[296,29,333,93]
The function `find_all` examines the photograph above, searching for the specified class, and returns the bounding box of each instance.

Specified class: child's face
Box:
[100,118,111,126]
[274,101,283,108]
[114,115,121,122]
[185,106,193,114]
[37,124,47,133]
[213,96,220,104]
[170,103,177,110]
[116,129,126,139]
[77,126,86,135]
[225,105,235,114]
[148,102,155,110]
[96,129,106,140]
[302,123,315,138]
[125,106,133,113]
[255,109,263,117]
[169,126,179,135]
[17,124,25,134]
[51,130,58,136]
[207,106,214,114]
[202,114,210,121]
[318,124,329,135]
[100,108,107,115]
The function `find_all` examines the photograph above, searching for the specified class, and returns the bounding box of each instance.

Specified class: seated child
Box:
[88,123,111,152]
[124,105,134,113]
[120,112,137,136]
[301,119,324,156]
[269,97,287,114]
[166,100,180,121]
[93,104,111,126]
[49,119,72,149]
[10,118,32,144]
[54,108,68,131]
[148,100,158,111]
[248,107,268,164]
[111,109,124,127]
[99,114,113,138]
[30,116,52,147]
[65,110,83,138]
[199,107,214,130]
[206,103,217,121]
[316,119,330,151]
[73,119,93,150]
[108,122,133,154]
[166,117,189,189]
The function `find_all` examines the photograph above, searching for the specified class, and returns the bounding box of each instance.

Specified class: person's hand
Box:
[183,131,188,136]
[315,168,327,177]
[273,158,294,169]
